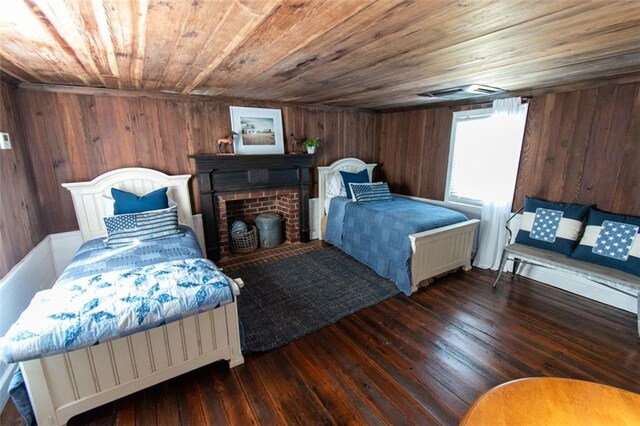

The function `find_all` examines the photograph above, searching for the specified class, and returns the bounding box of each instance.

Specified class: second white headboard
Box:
[317,158,376,240]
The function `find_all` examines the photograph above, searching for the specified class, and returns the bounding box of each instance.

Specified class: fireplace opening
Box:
[216,189,300,257]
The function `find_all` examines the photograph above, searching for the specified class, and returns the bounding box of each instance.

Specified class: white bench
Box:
[493,211,640,337]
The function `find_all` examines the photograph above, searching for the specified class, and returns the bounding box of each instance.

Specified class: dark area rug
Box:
[232,246,401,353]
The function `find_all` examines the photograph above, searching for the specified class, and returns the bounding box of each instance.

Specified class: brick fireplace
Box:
[191,154,313,261]
[216,189,300,256]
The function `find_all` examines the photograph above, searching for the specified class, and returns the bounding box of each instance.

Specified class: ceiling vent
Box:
[418,84,504,100]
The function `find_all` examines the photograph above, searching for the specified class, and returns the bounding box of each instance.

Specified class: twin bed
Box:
[1,168,243,426]
[318,158,479,293]
[2,159,478,425]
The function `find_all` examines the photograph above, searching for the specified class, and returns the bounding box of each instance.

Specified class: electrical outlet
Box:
[0,132,11,150]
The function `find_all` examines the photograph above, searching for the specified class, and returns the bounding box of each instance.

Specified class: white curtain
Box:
[473,97,529,270]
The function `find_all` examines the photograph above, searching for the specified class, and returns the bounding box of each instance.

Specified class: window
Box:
[445,105,528,207]
[445,108,494,207]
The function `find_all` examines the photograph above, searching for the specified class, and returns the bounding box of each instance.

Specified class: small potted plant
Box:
[303,138,321,154]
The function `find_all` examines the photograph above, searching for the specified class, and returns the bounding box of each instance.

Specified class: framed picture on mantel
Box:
[230,106,285,155]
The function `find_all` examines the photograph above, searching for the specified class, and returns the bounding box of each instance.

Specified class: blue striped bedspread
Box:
[0,227,235,363]
[325,196,468,295]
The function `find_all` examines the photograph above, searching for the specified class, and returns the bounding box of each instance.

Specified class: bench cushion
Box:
[515,196,590,256]
[571,208,640,277]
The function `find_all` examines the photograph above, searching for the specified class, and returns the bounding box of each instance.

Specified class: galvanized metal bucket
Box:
[255,213,283,248]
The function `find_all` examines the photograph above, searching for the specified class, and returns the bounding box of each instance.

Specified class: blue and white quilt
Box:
[325,196,468,295]
[0,229,234,363]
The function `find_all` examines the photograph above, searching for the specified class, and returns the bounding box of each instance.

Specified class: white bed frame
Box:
[19,168,244,426]
[318,158,480,292]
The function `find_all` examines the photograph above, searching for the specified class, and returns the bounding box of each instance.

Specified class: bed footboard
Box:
[409,219,480,292]
[20,301,243,426]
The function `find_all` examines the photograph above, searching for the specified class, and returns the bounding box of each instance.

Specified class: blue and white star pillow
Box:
[515,196,590,255]
[571,208,640,277]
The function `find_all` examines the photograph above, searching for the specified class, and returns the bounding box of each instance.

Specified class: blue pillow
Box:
[350,182,392,204]
[340,169,370,199]
[514,196,590,255]
[112,187,168,215]
[570,208,640,277]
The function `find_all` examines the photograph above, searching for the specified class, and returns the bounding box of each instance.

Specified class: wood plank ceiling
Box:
[1,0,639,110]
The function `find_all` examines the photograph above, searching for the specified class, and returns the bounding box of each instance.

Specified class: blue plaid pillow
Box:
[104,206,183,247]
[514,196,590,255]
[571,208,640,277]
[350,182,392,204]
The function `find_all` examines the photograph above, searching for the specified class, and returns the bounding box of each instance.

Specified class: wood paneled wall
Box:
[378,82,640,216]
[0,83,44,277]
[514,82,640,216]
[12,80,639,242]
[17,88,378,234]
[377,107,452,200]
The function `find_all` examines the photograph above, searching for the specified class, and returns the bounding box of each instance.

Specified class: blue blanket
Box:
[326,196,468,295]
[0,228,234,363]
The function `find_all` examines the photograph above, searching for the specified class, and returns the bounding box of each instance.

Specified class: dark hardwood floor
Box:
[2,267,639,425]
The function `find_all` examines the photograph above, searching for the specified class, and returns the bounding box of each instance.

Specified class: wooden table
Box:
[461,378,640,425]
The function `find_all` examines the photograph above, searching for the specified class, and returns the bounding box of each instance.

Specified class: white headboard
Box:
[62,168,195,242]
[317,158,376,240]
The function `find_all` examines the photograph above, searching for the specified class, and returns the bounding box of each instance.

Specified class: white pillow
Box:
[325,174,348,215]
[327,174,346,198]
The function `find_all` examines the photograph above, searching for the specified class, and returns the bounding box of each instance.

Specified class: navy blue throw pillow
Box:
[514,196,590,256]
[340,169,370,199]
[571,208,640,277]
[112,187,169,215]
